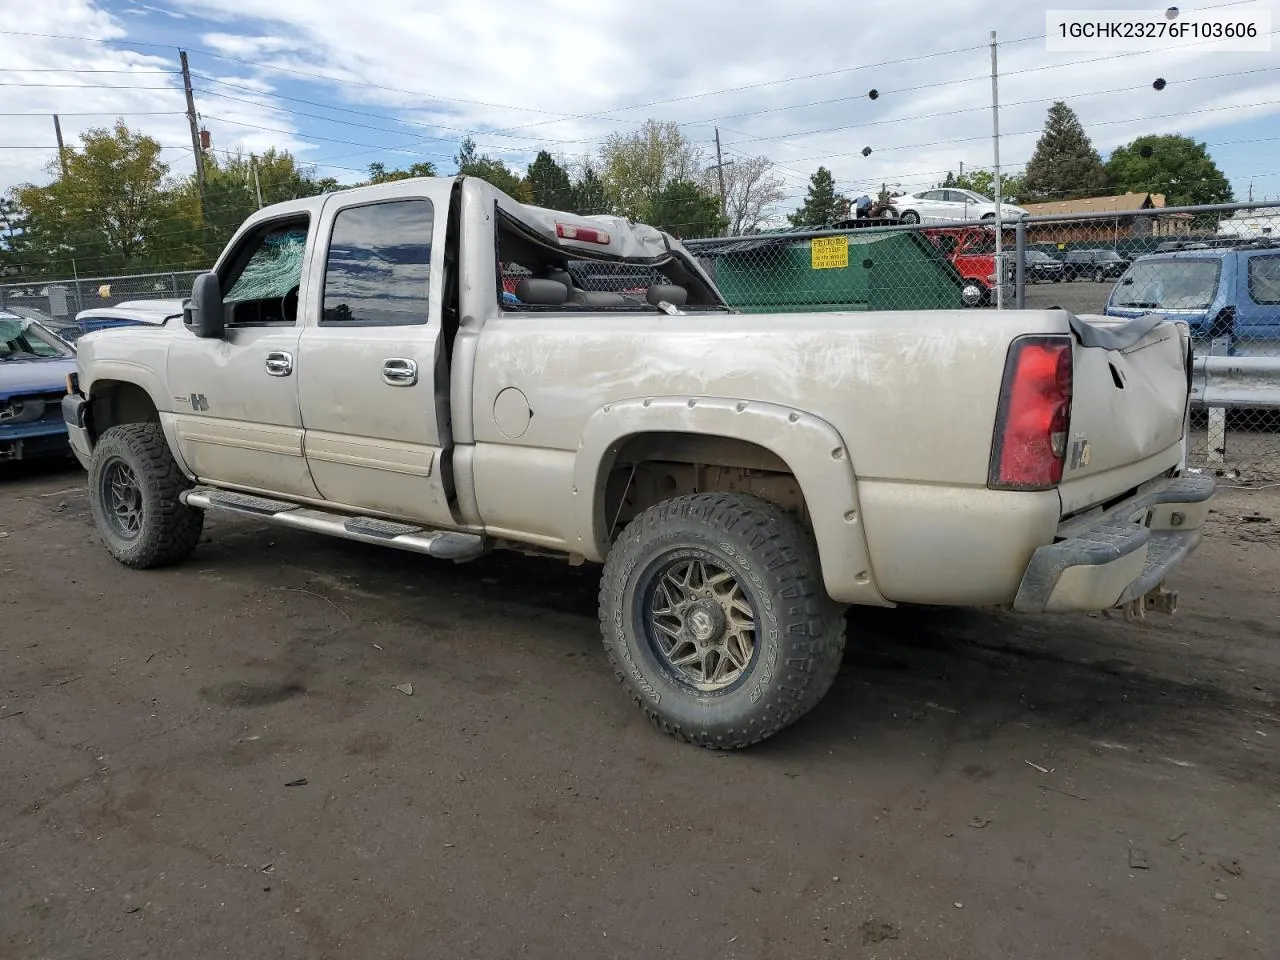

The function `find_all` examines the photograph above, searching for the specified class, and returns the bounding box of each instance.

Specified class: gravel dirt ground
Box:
[2,459,1278,960]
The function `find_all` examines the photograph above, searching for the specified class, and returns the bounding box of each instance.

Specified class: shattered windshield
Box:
[0,316,73,361]
[1113,259,1221,310]
[225,226,308,303]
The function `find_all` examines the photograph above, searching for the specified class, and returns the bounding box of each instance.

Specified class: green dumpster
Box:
[685,226,967,312]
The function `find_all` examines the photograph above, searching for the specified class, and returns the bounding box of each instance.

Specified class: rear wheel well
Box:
[88,381,159,441]
[601,433,809,543]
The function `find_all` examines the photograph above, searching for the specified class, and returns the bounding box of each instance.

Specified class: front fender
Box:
[81,359,171,416]
[572,396,889,607]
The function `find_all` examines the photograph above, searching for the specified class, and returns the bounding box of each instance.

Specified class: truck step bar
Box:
[180,488,487,561]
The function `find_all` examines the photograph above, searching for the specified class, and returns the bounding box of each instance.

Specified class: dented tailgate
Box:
[1058,313,1192,515]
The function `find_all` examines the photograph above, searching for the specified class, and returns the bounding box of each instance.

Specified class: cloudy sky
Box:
[2,0,1278,216]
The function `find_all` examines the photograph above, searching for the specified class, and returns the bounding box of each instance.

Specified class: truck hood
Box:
[76,299,186,325]
[0,357,77,399]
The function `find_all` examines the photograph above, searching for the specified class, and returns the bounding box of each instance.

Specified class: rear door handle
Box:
[265,351,293,377]
[382,358,418,386]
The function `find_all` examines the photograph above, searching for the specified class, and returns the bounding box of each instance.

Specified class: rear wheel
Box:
[88,423,203,569]
[599,493,846,749]
[1094,267,1105,283]
[961,281,987,307]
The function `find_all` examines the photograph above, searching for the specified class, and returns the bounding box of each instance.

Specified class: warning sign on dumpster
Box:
[810,236,848,270]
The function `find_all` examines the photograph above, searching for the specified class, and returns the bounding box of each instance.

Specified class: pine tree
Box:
[571,165,608,216]
[526,151,574,210]
[454,136,531,202]
[648,180,727,238]
[1021,102,1110,203]
[788,167,848,227]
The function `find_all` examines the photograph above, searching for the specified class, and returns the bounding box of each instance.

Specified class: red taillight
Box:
[556,223,611,245]
[989,336,1073,490]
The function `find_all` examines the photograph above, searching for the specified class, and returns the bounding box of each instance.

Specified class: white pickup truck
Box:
[62,176,1212,748]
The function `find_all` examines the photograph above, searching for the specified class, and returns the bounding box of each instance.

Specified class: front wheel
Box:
[1094,268,1105,283]
[88,422,203,569]
[898,210,920,225]
[599,493,846,749]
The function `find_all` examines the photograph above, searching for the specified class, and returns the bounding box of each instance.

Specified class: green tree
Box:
[13,120,188,276]
[1021,102,1110,202]
[526,151,574,209]
[176,148,336,264]
[367,160,437,184]
[648,179,727,238]
[570,163,609,216]
[454,137,531,202]
[939,168,1028,204]
[1105,134,1232,206]
[0,196,27,275]
[599,119,703,222]
[788,166,848,227]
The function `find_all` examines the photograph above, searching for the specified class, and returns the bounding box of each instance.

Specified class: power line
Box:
[714,65,1280,151]
[0,29,570,119]
[193,85,582,153]
[192,75,586,146]
[484,35,1048,137]
[0,68,180,74]
[197,114,462,162]
[0,111,186,117]
[0,81,179,89]
[729,98,1280,170]
[477,3,1277,136]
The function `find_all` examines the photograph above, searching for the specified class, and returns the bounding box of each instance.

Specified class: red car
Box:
[923,226,1014,307]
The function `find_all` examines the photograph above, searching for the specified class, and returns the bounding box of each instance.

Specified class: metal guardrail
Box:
[1192,355,1280,409]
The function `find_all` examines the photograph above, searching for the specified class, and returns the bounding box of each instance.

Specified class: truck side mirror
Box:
[184,272,225,339]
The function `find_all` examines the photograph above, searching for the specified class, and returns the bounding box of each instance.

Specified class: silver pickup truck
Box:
[63,176,1213,748]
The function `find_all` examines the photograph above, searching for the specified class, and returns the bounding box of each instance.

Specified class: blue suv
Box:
[1104,242,1280,354]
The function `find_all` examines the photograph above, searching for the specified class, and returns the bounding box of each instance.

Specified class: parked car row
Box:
[1022,249,1132,283]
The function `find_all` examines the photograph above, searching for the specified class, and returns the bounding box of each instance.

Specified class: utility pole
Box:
[180,49,205,219]
[708,128,735,236]
[990,31,1004,309]
[1248,182,1254,203]
[52,114,68,178]
[251,155,263,209]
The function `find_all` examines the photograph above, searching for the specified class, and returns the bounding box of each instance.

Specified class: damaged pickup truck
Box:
[63,176,1212,748]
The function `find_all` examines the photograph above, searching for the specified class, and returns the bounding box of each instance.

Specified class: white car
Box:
[892,188,1028,225]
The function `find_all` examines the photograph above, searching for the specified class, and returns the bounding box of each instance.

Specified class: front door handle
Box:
[265,351,293,377]
[382,358,418,386]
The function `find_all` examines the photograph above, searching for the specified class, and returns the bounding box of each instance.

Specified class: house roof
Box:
[1020,192,1167,216]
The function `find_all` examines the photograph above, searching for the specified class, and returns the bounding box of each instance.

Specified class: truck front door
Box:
[166,216,322,499]
[296,186,457,526]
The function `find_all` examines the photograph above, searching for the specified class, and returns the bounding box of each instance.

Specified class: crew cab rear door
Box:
[296,181,457,526]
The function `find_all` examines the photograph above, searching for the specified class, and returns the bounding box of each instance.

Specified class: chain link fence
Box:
[0,270,203,340]
[686,200,1280,481]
